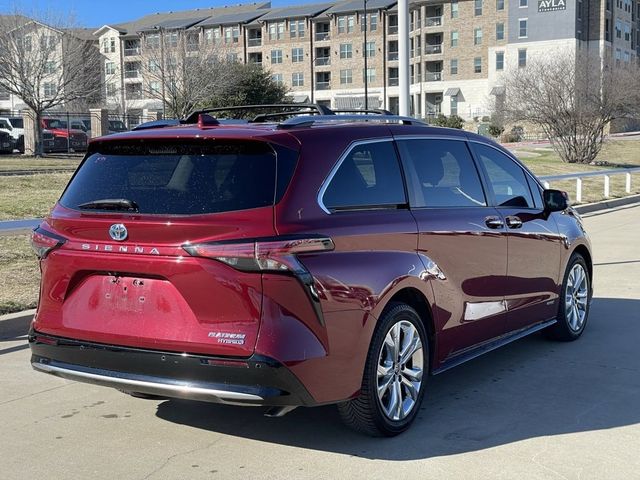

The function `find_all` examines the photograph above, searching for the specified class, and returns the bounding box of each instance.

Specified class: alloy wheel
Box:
[565,263,589,332]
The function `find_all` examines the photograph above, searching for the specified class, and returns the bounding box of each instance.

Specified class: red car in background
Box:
[28,106,593,436]
[41,118,88,152]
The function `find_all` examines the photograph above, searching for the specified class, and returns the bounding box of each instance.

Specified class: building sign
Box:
[538,0,566,12]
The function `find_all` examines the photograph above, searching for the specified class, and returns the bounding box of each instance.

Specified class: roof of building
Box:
[257,3,333,21]
[325,0,397,15]
[196,11,268,27]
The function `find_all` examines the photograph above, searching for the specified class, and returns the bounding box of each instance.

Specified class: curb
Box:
[574,194,640,215]
[0,309,35,340]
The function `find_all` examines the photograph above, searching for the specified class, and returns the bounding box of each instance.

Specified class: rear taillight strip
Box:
[31,226,67,259]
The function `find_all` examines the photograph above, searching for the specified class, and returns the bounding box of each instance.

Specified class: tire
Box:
[338,302,429,436]
[546,253,591,341]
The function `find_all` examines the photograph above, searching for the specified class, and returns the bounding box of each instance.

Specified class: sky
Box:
[0,0,318,27]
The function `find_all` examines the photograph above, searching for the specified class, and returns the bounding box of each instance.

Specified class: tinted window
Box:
[9,118,23,129]
[526,174,544,209]
[398,139,486,208]
[323,141,406,211]
[60,141,292,215]
[473,143,534,208]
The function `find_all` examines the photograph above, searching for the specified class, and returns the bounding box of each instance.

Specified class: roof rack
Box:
[183,104,334,124]
[332,109,394,115]
[277,115,427,129]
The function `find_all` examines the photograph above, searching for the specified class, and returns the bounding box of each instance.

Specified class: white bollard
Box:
[626,173,632,194]
[604,175,610,198]
[576,178,582,203]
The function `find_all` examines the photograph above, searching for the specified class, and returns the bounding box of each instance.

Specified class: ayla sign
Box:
[538,0,566,11]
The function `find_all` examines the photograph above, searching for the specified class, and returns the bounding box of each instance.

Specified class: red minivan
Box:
[29,107,592,436]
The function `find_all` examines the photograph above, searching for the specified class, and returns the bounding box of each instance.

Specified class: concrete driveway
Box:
[1,205,639,480]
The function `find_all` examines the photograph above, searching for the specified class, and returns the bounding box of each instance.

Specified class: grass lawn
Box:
[0,155,80,172]
[0,234,39,315]
[0,172,73,220]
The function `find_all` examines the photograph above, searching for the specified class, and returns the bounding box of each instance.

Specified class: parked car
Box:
[0,130,12,153]
[108,119,128,134]
[40,118,88,152]
[29,107,593,436]
[0,116,24,153]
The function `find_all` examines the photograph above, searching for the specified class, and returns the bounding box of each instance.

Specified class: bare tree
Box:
[498,50,640,163]
[0,10,103,155]
[140,29,237,119]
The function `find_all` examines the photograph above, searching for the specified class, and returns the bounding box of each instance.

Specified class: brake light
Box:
[30,227,66,259]
[183,236,334,273]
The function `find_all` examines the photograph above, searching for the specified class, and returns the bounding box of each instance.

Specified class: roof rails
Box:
[183,104,333,124]
[277,115,427,129]
[332,109,394,115]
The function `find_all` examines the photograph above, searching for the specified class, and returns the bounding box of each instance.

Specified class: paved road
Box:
[1,206,639,480]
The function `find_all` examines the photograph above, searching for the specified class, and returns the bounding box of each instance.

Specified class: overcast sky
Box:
[1,0,316,27]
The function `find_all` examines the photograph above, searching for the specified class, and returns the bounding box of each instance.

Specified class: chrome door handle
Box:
[485,216,504,229]
[506,216,523,229]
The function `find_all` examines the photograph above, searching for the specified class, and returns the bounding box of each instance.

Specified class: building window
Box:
[496,22,505,40]
[451,30,459,47]
[271,73,283,85]
[496,51,504,70]
[105,61,116,75]
[146,34,160,49]
[519,0,528,6]
[450,95,458,116]
[167,32,179,48]
[148,59,160,73]
[110,37,116,53]
[338,16,346,33]
[347,15,355,33]
[340,43,352,59]
[364,41,375,58]
[363,68,376,83]
[474,28,483,45]
[106,82,117,97]
[518,48,527,67]
[451,0,459,18]
[474,57,482,73]
[102,38,109,53]
[149,81,161,94]
[450,58,458,75]
[292,72,304,87]
[370,13,378,31]
[290,20,305,38]
[497,0,505,10]
[519,18,528,38]
[43,82,56,98]
[292,47,304,62]
[340,69,353,84]
[271,49,283,64]
[44,61,56,75]
[475,0,483,16]
[269,22,284,40]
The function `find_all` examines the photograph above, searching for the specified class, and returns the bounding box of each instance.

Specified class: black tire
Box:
[546,253,591,341]
[338,302,429,436]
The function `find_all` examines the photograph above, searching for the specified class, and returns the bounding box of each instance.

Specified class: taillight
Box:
[183,236,334,273]
[30,227,66,259]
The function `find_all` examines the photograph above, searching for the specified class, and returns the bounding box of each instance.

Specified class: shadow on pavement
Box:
[156,297,640,460]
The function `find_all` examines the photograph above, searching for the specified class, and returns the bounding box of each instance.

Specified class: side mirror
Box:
[543,189,569,212]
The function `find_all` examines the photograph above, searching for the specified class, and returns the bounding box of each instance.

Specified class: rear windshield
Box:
[60,140,297,215]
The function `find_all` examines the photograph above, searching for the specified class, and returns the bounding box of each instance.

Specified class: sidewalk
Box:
[0,219,40,236]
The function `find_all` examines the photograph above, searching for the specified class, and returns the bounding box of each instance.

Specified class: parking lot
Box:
[1,205,639,480]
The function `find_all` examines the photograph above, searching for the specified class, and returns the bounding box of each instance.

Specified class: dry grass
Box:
[0,234,40,315]
[0,155,80,171]
[0,172,73,220]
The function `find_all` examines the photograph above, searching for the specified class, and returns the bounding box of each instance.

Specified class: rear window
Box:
[60,140,296,215]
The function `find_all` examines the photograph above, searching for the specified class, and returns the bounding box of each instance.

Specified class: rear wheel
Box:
[338,302,428,436]
[546,253,591,341]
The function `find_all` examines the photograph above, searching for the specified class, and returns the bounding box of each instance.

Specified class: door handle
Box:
[506,216,523,229]
[485,216,504,229]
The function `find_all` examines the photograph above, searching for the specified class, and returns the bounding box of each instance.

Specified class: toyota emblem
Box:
[109,224,128,242]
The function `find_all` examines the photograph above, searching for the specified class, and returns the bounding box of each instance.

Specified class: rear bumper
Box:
[29,331,317,407]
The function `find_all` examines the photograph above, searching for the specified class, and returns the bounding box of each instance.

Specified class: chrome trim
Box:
[391,134,468,142]
[32,362,264,404]
[316,137,394,215]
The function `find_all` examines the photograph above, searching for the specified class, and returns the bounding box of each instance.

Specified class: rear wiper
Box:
[78,198,139,212]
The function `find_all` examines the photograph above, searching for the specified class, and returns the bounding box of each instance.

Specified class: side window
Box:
[397,139,486,208]
[526,174,544,209]
[323,141,406,211]
[473,143,534,208]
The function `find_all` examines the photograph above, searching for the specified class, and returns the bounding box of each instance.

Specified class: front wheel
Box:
[338,302,428,436]
[546,253,591,341]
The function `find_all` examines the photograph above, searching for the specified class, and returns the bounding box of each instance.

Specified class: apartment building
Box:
[5,1,636,122]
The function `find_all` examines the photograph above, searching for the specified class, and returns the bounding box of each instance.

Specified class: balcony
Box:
[425,72,443,82]
[315,32,330,41]
[315,56,330,66]
[124,70,140,79]
[388,51,398,61]
[124,47,140,56]
[388,25,398,34]
[248,38,262,47]
[388,77,399,86]
[425,44,443,55]
[424,16,443,28]
[316,81,330,90]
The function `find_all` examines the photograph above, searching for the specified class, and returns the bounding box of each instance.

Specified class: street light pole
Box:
[398,0,410,116]
[364,0,368,110]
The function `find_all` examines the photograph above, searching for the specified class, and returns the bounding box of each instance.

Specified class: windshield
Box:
[9,118,23,129]
[60,140,297,215]
[109,120,126,130]
[44,119,67,129]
